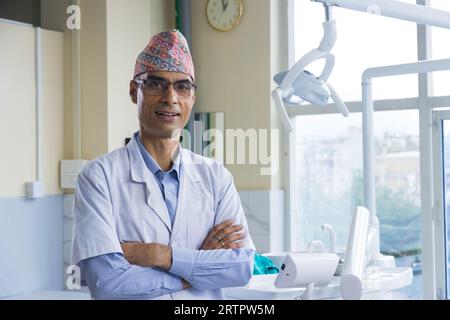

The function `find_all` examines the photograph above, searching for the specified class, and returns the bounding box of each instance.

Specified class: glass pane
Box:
[295,113,363,251]
[373,110,422,299]
[295,109,422,298]
[293,0,418,101]
[441,119,450,298]
[430,0,450,97]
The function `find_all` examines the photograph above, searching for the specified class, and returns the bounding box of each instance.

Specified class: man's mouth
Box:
[155,111,181,117]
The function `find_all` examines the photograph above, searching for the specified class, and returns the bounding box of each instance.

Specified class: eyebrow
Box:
[146,75,191,82]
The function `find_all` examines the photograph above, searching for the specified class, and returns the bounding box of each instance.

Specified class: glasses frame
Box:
[134,76,197,98]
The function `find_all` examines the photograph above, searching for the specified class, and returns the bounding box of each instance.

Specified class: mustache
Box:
[154,104,181,113]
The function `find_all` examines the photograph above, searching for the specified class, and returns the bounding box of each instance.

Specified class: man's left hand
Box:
[200,220,246,250]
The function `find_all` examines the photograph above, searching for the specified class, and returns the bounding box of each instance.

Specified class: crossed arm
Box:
[76,163,254,299]
[81,220,254,299]
[121,220,246,289]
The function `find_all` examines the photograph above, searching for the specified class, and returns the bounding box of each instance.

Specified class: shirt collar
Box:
[135,132,181,177]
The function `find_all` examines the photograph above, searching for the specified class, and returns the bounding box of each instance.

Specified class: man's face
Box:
[130,71,195,139]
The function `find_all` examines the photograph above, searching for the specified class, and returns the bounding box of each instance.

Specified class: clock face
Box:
[206,0,243,32]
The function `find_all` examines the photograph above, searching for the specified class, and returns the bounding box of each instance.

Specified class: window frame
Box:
[432,109,450,300]
[286,0,450,299]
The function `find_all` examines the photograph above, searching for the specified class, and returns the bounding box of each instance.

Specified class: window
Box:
[430,0,450,97]
[432,110,450,299]
[295,113,362,251]
[290,0,427,299]
[441,119,450,299]
[295,110,422,298]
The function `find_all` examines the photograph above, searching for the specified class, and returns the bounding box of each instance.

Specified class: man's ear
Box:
[129,80,137,104]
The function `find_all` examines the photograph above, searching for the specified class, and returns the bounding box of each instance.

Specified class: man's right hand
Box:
[181,279,191,289]
[121,242,173,270]
[200,219,246,250]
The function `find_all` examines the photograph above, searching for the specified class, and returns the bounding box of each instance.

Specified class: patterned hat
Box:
[133,29,195,80]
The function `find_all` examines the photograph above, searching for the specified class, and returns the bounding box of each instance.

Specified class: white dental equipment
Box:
[272,0,450,132]
[272,0,450,295]
[321,223,336,254]
[273,227,339,300]
[314,0,450,30]
[274,253,339,299]
[312,0,450,270]
[272,5,348,132]
[340,206,370,300]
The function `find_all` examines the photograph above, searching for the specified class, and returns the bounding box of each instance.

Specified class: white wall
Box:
[43,29,65,195]
[190,0,289,251]
[0,21,64,197]
[191,0,271,190]
[191,0,287,191]
[74,0,175,158]
[0,20,65,297]
[106,0,143,151]
[79,0,108,160]
[106,0,175,152]
[0,21,36,197]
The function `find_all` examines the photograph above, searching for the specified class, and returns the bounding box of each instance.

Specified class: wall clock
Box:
[206,0,243,32]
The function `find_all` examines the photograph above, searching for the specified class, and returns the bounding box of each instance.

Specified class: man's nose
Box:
[161,84,179,104]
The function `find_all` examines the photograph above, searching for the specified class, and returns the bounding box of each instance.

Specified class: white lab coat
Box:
[72,134,255,299]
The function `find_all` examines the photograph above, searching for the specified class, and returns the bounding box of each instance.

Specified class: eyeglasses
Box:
[135,76,197,98]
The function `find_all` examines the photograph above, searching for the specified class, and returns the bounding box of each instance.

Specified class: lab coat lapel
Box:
[171,149,201,242]
[144,174,172,233]
[127,136,172,233]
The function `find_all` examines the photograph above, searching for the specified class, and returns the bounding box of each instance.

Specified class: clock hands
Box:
[221,0,229,12]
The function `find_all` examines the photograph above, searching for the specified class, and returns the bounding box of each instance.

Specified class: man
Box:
[72,29,255,300]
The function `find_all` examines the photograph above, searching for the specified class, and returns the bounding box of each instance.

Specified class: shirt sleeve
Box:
[169,247,255,290]
[81,253,183,300]
[72,165,123,266]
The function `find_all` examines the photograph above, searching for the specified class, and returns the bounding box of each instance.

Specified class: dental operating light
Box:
[273,0,450,132]
[272,4,348,132]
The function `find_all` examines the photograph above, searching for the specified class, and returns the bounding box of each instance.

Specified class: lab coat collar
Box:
[127,133,172,232]
[135,132,181,178]
[126,132,201,232]
[127,133,150,184]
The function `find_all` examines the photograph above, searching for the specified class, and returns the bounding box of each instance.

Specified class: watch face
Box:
[206,0,243,32]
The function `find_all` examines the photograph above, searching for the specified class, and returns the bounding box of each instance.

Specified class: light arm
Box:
[272,18,348,132]
[313,0,450,29]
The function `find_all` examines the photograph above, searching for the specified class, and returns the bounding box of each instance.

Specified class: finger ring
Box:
[219,239,226,248]
[213,235,222,241]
